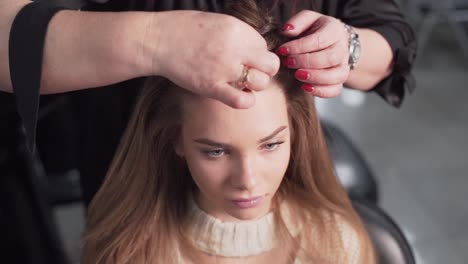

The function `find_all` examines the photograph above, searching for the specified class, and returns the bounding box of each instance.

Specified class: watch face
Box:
[351,40,361,62]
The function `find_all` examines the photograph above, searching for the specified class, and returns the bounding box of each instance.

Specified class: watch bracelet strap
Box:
[344,23,359,69]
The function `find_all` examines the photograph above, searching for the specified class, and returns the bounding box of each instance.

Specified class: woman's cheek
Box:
[190,158,230,185]
[271,145,291,180]
[265,143,291,166]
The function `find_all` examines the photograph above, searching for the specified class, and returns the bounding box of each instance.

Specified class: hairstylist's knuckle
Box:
[328,16,340,27]
[226,19,245,40]
[312,88,325,98]
[257,35,268,48]
[325,69,340,85]
[339,42,349,61]
[225,15,241,29]
[327,50,340,66]
[290,10,304,20]
[302,53,315,69]
[338,66,349,83]
[298,9,312,18]
[298,10,308,16]
[295,37,309,54]
[306,70,319,84]
[313,86,331,98]
[269,53,280,74]
[313,33,324,51]
[317,26,335,49]
[256,52,278,76]
[249,70,270,88]
[331,84,344,97]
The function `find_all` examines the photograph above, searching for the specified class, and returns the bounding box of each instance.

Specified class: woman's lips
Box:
[231,195,264,209]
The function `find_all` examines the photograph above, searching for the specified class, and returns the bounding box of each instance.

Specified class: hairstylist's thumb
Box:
[214,83,256,109]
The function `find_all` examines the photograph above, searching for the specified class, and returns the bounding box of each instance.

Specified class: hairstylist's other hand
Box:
[151,11,280,109]
[277,10,349,98]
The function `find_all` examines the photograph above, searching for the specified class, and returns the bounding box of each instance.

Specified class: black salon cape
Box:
[10,0,417,206]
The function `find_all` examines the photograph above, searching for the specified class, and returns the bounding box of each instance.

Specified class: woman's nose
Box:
[230,155,258,191]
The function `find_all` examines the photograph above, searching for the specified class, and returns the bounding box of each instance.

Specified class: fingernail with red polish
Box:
[283,57,296,67]
[295,70,309,81]
[301,84,314,93]
[282,24,294,31]
[276,47,289,56]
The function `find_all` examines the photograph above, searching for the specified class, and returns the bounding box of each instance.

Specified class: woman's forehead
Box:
[181,85,289,141]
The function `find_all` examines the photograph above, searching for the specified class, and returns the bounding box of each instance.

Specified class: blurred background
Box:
[1,0,467,263]
[320,1,468,262]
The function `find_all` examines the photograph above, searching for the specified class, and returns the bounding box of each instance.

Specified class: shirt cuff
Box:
[363,24,417,108]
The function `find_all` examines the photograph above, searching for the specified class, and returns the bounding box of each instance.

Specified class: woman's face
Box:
[177,82,291,221]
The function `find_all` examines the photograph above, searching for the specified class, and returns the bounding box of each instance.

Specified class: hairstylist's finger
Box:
[301,83,343,98]
[243,68,271,91]
[213,83,256,109]
[286,41,347,69]
[280,10,322,37]
[278,17,341,55]
[296,65,349,86]
[244,50,280,77]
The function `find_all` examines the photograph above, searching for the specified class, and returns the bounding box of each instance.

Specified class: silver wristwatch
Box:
[344,24,361,70]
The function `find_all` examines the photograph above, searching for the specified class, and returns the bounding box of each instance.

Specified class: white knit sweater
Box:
[186,198,361,263]
[188,199,277,257]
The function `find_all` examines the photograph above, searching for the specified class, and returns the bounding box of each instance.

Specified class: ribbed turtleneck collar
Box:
[187,197,277,257]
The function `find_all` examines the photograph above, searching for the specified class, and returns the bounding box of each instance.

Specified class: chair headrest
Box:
[352,199,416,264]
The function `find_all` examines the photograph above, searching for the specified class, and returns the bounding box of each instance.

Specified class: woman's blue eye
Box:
[205,149,225,158]
[263,141,284,151]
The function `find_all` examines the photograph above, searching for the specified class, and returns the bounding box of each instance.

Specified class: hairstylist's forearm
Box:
[40,10,154,94]
[0,2,155,93]
[345,28,393,91]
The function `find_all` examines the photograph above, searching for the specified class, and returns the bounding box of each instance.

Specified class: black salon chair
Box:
[321,119,379,203]
[322,120,415,263]
[0,93,69,264]
[353,199,416,264]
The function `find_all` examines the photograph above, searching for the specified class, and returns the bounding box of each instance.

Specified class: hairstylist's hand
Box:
[151,11,280,109]
[277,10,350,98]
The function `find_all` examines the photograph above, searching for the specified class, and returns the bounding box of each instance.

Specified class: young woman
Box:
[82,1,376,263]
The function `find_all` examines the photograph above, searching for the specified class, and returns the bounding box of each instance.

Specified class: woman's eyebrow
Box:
[193,125,288,147]
[257,125,287,143]
[193,139,228,148]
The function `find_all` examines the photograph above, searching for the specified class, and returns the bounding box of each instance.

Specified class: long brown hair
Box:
[82,0,375,263]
